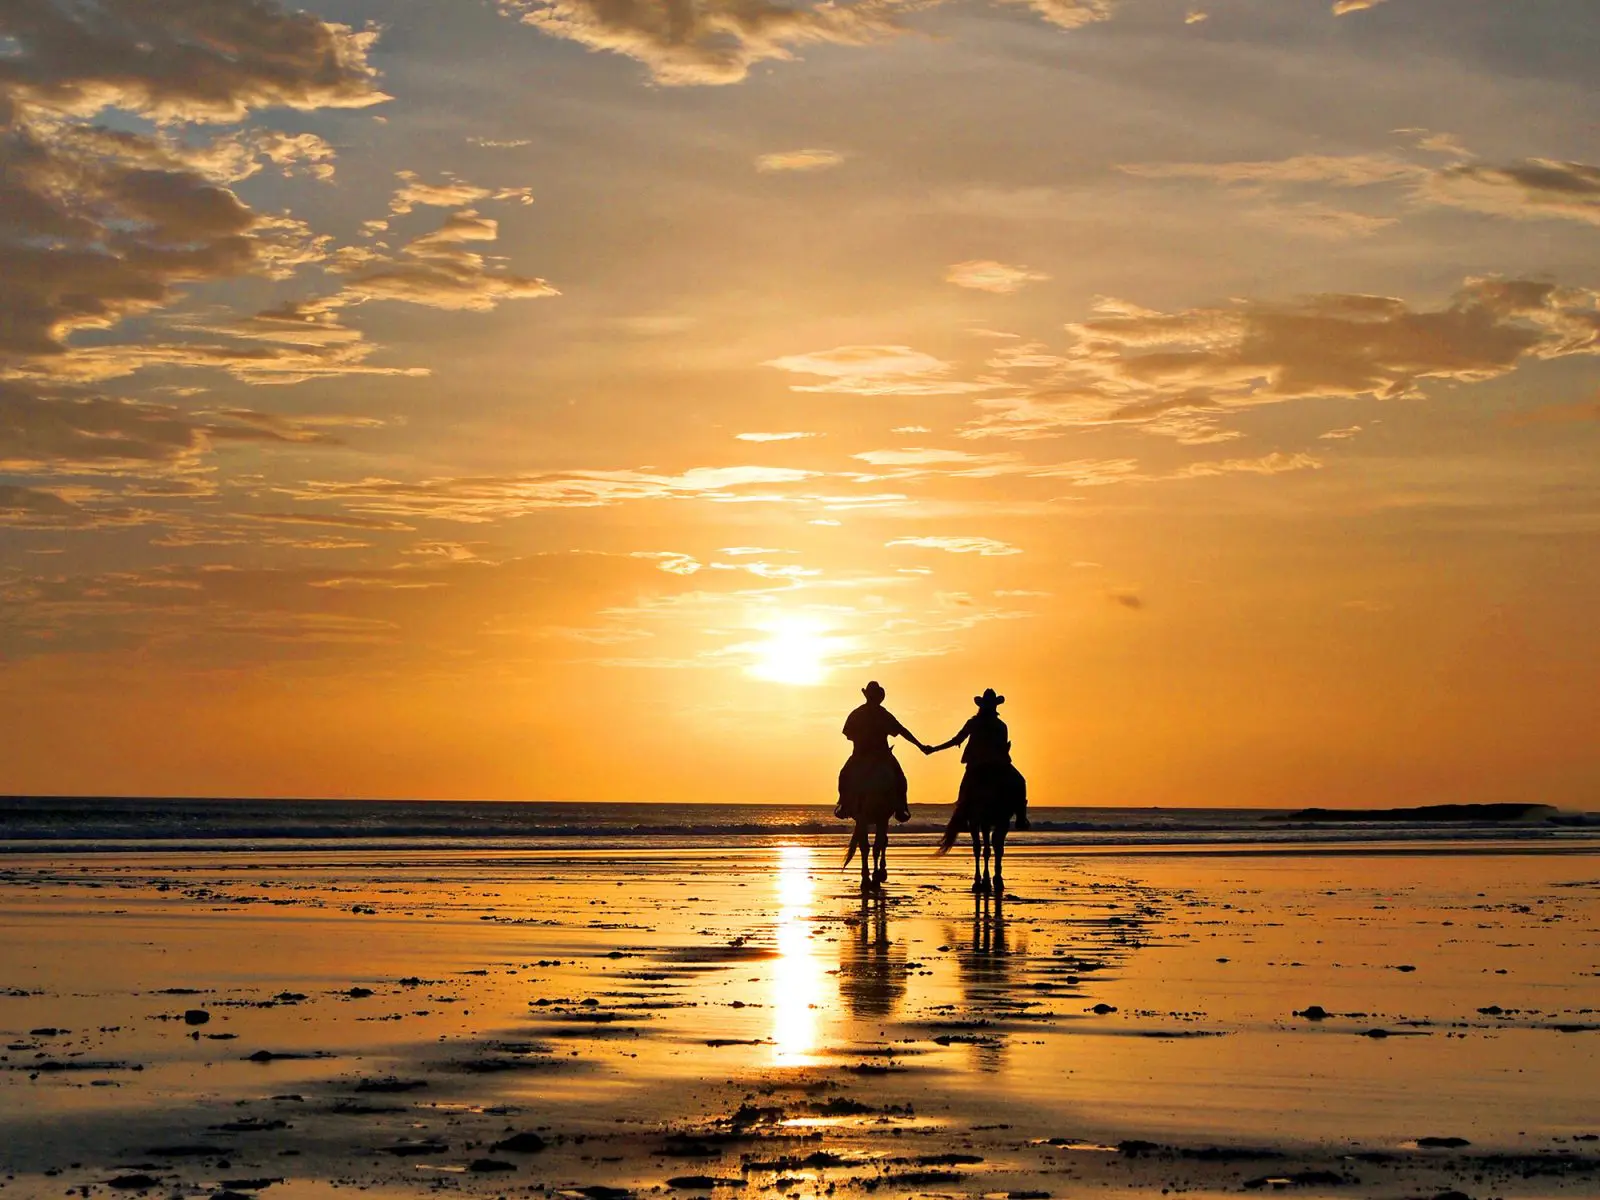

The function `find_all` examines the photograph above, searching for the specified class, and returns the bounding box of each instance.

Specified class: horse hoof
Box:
[993,879,1005,897]
[873,867,888,885]
[972,879,988,896]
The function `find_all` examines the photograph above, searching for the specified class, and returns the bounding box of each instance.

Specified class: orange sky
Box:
[2,0,1598,806]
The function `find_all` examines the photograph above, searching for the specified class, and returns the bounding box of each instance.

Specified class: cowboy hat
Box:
[974,687,1005,707]
[862,680,886,700]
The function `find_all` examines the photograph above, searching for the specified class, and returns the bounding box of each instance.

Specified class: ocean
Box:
[1,796,1596,854]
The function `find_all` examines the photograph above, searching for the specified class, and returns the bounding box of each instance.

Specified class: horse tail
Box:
[842,823,866,870]
[933,810,962,857]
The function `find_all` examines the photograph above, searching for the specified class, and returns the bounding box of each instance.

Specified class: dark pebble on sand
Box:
[1242,1171,1353,1189]
[1117,1141,1160,1157]
[1091,1004,1117,1015]
[107,1175,160,1190]
[355,1076,428,1093]
[666,1177,746,1189]
[469,1158,517,1172]
[347,987,374,998]
[382,1139,449,1156]
[1432,1192,1474,1200]
[210,1119,288,1133]
[1416,1137,1471,1149]
[1295,1006,1329,1020]
[576,1186,633,1199]
[492,1132,548,1153]
[183,1010,211,1025]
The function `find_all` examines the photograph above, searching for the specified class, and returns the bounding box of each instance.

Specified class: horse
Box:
[839,755,905,892]
[934,762,1024,895]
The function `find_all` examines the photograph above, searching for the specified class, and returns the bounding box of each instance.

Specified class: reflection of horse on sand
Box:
[947,893,1015,1070]
[838,894,907,1020]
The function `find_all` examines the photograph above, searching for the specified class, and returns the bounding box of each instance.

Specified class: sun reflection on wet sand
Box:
[771,844,825,1064]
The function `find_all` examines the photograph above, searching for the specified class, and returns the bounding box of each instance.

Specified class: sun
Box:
[746,616,835,686]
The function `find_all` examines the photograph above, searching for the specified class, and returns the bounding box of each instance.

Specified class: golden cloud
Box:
[756,148,846,172]
[886,535,1022,556]
[497,0,920,86]
[765,345,1003,395]
[945,260,1051,293]
[966,278,1600,442]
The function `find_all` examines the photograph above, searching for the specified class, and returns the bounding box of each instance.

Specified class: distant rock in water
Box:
[1270,803,1558,824]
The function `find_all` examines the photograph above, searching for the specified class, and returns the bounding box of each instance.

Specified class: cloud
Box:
[737,431,821,442]
[634,551,704,575]
[765,345,1002,396]
[1246,202,1398,240]
[1320,425,1363,440]
[334,211,559,311]
[289,465,821,523]
[1121,153,1421,189]
[0,0,386,122]
[1172,451,1321,478]
[756,149,845,173]
[945,260,1051,294]
[887,535,1022,556]
[1427,160,1600,227]
[1331,0,1388,13]
[0,0,407,423]
[851,447,1024,477]
[497,0,920,86]
[995,0,1115,30]
[388,170,535,215]
[965,278,1600,442]
[243,512,418,532]
[0,484,153,529]
[1123,148,1600,229]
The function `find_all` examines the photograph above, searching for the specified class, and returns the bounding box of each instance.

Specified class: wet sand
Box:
[2,841,1598,1199]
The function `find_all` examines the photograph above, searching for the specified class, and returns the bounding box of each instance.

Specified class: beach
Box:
[2,820,1598,1199]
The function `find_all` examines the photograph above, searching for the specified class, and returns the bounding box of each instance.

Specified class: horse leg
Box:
[992,825,1007,897]
[980,829,993,895]
[857,819,872,891]
[872,819,888,885]
[970,829,984,894]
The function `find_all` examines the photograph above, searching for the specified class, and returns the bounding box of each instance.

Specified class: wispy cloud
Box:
[965,278,1600,443]
[765,345,1003,396]
[945,260,1051,293]
[756,148,845,173]
[887,535,1022,556]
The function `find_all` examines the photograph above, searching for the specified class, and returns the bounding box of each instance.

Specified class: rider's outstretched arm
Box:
[889,714,929,753]
[923,723,970,754]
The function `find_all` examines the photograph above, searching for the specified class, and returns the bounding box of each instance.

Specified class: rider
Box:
[925,688,1029,833]
[836,680,925,823]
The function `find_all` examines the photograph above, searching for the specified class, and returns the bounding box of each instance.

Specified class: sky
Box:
[2,0,1598,807]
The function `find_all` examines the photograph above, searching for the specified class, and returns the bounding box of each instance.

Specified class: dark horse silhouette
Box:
[927,688,1028,895]
[835,681,928,891]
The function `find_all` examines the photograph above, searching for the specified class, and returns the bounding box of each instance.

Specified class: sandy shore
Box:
[1,841,1598,1199]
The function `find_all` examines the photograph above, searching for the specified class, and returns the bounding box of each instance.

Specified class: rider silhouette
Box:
[925,688,1029,831]
[835,681,925,823]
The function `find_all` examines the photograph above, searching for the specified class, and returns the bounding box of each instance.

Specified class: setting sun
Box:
[745,617,840,686]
